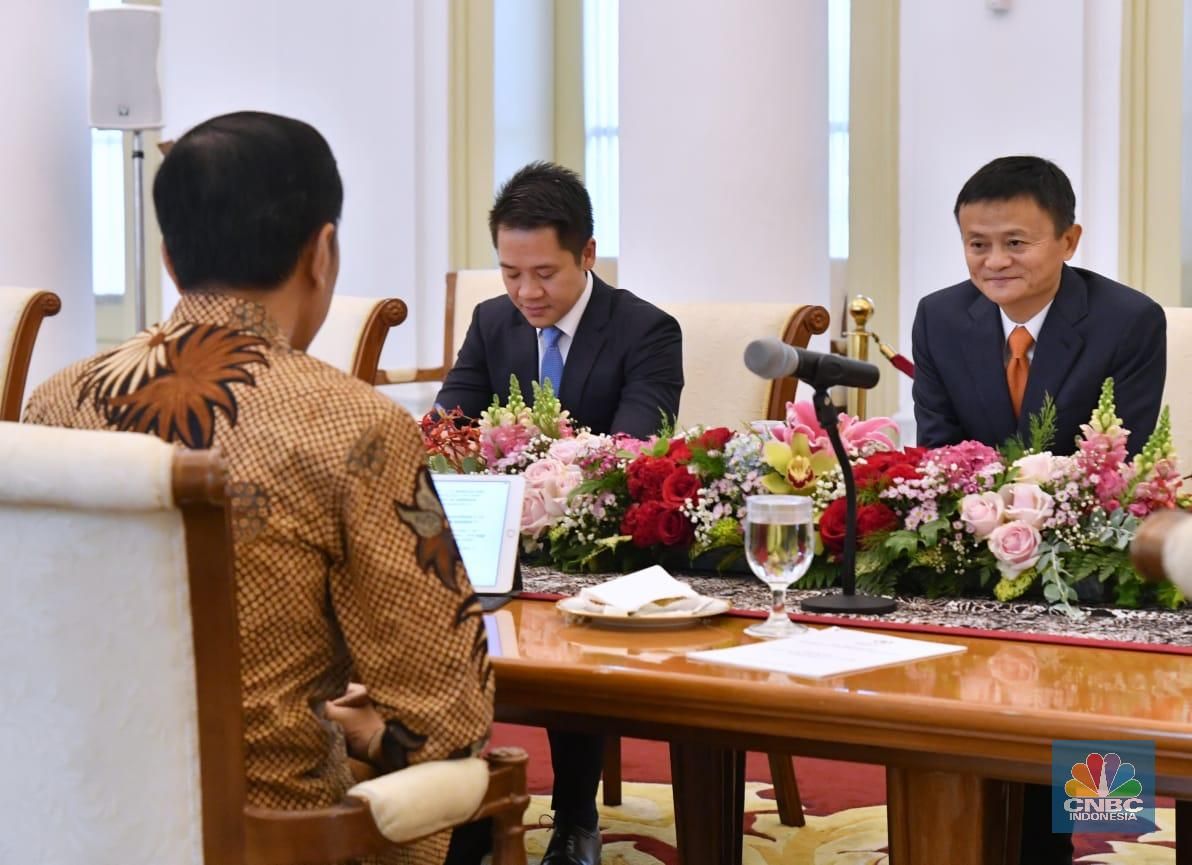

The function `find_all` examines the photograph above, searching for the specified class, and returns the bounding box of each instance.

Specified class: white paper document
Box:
[688,626,966,679]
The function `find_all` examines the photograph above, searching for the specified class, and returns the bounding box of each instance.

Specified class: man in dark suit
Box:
[437,164,682,440]
[912,156,1167,865]
[436,161,683,865]
[913,156,1165,459]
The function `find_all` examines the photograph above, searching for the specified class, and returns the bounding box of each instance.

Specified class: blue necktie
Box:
[540,325,564,394]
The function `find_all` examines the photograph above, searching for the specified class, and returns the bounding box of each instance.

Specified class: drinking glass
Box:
[743,495,814,639]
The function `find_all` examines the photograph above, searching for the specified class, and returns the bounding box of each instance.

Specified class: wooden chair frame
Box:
[176,448,528,864]
[1,289,60,421]
[348,297,409,386]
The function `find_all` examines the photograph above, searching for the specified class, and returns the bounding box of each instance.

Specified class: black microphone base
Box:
[800,592,897,615]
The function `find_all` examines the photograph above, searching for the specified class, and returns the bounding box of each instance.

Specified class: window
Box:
[583,0,619,258]
[90,0,126,297]
[828,0,850,260]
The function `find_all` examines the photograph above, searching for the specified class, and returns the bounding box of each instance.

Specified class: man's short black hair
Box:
[953,155,1076,236]
[153,111,343,291]
[488,161,594,262]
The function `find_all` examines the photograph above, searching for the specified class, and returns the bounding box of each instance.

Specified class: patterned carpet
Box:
[519,783,1178,864]
[493,726,1178,864]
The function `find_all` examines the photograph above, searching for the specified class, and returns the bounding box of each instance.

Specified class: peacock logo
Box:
[1064,753,1143,799]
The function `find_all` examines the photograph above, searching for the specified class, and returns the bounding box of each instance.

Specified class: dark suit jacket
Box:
[435,274,683,439]
[912,265,1166,456]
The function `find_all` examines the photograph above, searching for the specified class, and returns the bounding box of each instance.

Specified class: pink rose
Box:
[1012,452,1054,484]
[999,483,1054,530]
[547,437,584,464]
[959,491,1005,540]
[521,489,552,538]
[522,457,564,489]
[987,520,1042,578]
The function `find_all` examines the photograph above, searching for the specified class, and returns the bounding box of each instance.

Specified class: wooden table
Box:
[488,599,1192,865]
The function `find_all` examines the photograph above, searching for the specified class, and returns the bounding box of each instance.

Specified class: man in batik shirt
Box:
[24,111,491,865]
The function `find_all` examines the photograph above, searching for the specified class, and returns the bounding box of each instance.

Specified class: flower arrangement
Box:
[424,376,1186,610]
[801,380,1186,611]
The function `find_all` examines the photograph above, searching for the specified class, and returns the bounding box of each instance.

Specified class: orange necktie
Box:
[1007,325,1034,419]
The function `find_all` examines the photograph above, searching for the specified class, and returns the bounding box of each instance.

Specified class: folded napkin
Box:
[574,566,713,616]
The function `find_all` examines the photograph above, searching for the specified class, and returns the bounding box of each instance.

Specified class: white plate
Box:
[556,595,731,629]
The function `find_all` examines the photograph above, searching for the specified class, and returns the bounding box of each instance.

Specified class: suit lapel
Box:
[508,305,539,400]
[558,275,611,410]
[961,292,1018,446]
[1018,266,1087,438]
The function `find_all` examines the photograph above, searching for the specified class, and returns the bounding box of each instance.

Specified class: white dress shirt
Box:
[1000,300,1053,365]
[537,271,594,379]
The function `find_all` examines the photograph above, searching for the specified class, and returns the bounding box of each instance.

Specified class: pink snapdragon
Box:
[1129,458,1182,517]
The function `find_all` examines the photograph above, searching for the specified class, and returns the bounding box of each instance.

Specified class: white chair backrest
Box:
[660,302,798,430]
[0,422,204,865]
[307,294,389,376]
[1162,307,1192,464]
[451,270,507,362]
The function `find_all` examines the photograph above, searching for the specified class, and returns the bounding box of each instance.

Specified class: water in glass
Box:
[743,495,813,639]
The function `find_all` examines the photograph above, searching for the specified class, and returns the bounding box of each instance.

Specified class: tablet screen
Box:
[431,473,525,593]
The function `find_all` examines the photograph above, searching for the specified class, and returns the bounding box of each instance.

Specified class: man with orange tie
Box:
[911,156,1166,863]
[912,155,1165,459]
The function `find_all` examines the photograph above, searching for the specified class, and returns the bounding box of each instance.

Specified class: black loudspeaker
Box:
[88,7,163,130]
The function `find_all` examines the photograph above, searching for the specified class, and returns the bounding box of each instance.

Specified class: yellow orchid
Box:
[761,433,837,494]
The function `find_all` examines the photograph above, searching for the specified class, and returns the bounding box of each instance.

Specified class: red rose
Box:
[657,506,695,546]
[661,468,701,507]
[621,500,668,547]
[851,461,884,490]
[856,502,899,538]
[902,447,928,465]
[696,427,733,452]
[626,456,677,501]
[881,463,920,484]
[818,498,848,554]
[666,439,693,463]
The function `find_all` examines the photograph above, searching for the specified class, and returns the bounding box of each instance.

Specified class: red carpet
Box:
[492,723,1176,863]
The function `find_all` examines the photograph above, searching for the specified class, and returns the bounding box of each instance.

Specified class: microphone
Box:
[744,338,881,390]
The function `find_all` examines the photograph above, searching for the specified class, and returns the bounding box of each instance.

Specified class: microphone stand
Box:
[800,387,897,614]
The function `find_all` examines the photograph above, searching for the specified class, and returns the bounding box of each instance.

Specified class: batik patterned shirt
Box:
[25,292,493,864]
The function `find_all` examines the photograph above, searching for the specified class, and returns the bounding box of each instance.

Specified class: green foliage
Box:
[656,410,676,441]
[1027,393,1058,453]
[994,568,1036,602]
[999,393,1057,460]
[1156,580,1186,610]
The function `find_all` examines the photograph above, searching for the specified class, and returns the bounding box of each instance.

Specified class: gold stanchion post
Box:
[846,295,874,419]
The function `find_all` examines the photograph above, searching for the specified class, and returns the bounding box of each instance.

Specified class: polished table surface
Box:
[488,599,1192,864]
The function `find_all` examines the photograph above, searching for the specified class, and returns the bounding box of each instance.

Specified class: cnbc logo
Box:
[1063,753,1144,819]
[1052,740,1156,833]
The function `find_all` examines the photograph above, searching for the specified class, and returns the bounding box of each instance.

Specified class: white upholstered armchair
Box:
[305,294,409,385]
[0,286,61,421]
[0,421,528,865]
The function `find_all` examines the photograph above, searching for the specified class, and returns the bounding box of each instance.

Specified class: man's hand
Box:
[325,682,385,763]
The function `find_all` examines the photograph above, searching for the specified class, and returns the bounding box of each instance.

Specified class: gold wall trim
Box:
[1119,0,1182,305]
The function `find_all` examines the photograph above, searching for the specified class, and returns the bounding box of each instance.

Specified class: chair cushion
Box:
[0,423,202,865]
[347,757,489,844]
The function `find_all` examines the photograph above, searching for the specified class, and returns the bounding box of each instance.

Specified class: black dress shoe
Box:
[540,819,601,865]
